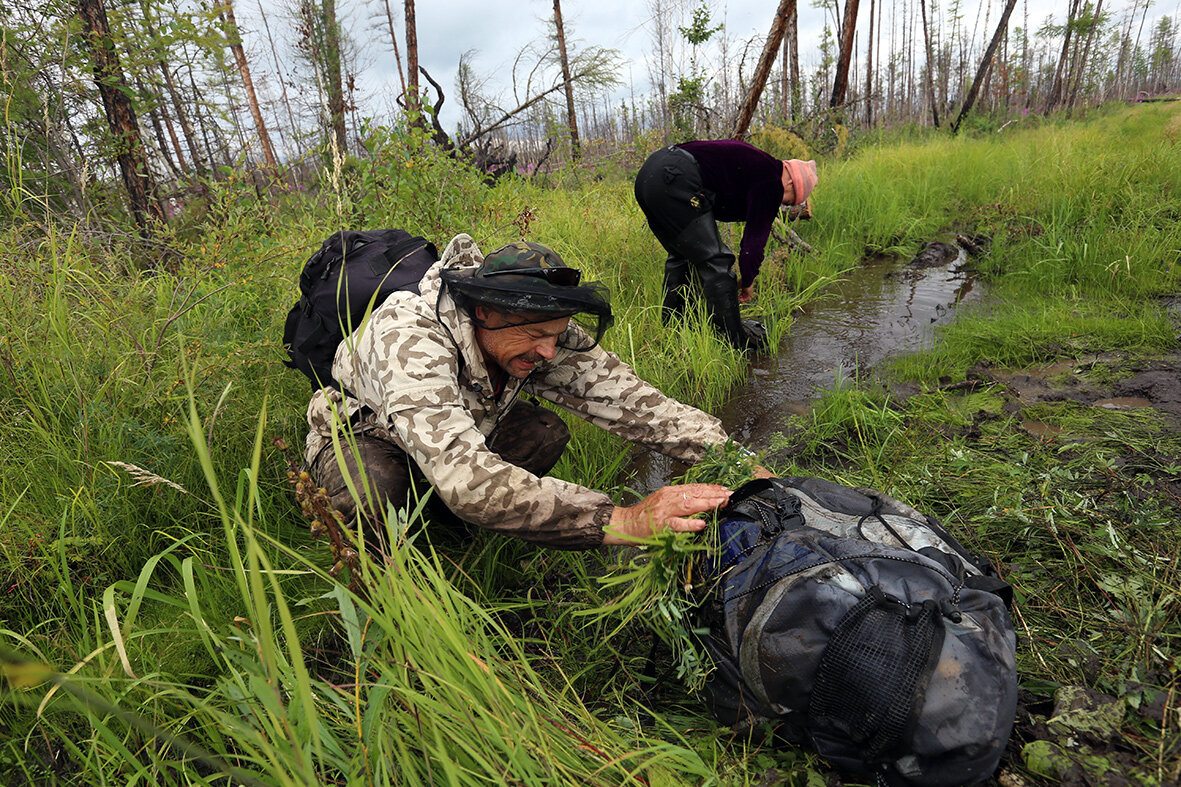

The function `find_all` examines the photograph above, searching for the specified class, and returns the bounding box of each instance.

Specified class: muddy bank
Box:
[926,354,1181,429]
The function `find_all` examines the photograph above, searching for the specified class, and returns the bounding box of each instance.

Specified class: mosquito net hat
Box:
[440,241,614,351]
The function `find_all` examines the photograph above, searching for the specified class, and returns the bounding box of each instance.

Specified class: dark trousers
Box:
[634,146,751,350]
[308,399,570,553]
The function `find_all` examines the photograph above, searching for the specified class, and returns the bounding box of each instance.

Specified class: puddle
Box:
[625,240,984,495]
[1093,397,1155,410]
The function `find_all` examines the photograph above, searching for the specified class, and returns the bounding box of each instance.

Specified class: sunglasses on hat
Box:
[482,266,582,287]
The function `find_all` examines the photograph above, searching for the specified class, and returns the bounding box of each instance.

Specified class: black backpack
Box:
[282,229,438,390]
[699,477,1017,786]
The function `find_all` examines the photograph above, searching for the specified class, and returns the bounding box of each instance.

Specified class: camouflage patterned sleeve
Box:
[343,308,614,550]
[534,341,730,464]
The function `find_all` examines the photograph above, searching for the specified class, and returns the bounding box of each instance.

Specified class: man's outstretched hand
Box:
[604,483,732,545]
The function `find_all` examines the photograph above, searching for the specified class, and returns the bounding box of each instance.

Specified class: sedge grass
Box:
[3,397,719,785]
[3,104,1181,783]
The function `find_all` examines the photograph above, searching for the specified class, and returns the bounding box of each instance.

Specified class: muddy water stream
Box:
[626,241,984,494]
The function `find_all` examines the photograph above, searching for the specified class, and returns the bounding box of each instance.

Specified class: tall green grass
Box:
[2,103,1180,784]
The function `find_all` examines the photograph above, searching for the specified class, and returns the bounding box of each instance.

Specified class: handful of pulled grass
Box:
[586,441,761,691]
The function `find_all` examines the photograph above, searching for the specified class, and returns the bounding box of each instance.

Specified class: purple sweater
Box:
[676,140,784,286]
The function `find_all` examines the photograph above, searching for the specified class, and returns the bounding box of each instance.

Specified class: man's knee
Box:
[307,431,414,542]
[488,399,570,477]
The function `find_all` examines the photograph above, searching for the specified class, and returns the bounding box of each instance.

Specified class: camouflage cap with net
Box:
[441,240,614,351]
[480,241,567,274]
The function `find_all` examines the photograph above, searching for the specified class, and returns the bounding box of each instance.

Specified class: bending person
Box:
[302,236,767,553]
[634,140,817,350]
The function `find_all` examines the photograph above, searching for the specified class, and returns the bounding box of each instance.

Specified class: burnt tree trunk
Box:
[1067,0,1104,109]
[1047,0,1081,109]
[380,0,408,98]
[321,0,347,153]
[217,0,278,168]
[733,0,796,139]
[830,0,861,108]
[405,0,419,114]
[788,3,800,120]
[919,0,941,126]
[865,0,875,126]
[254,0,297,154]
[552,0,580,160]
[138,0,200,174]
[952,0,1018,133]
[138,74,180,178]
[158,57,204,174]
[77,0,164,233]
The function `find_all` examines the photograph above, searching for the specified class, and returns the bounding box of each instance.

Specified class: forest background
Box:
[1,0,1180,785]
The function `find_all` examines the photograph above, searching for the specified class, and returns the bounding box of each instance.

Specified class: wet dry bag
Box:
[698,477,1017,786]
[282,229,438,390]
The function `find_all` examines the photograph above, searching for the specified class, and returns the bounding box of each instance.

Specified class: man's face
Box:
[780,162,796,205]
[473,306,571,379]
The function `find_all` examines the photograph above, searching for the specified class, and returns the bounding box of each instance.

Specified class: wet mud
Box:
[970,354,1181,428]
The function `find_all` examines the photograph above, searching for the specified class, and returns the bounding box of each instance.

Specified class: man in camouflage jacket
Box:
[304,234,745,551]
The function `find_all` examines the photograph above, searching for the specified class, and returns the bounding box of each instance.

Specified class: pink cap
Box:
[783,159,818,205]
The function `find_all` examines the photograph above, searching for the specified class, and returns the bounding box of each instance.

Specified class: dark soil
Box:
[970,354,1181,419]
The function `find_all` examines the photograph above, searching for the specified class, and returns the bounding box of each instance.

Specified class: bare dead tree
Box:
[405,0,419,114]
[379,0,408,99]
[216,0,278,169]
[249,0,295,158]
[77,0,164,235]
[865,0,875,126]
[134,0,201,175]
[552,0,580,160]
[138,73,181,179]
[919,0,941,126]
[831,0,861,108]
[417,66,453,149]
[952,0,1019,133]
[732,0,796,139]
[1047,0,1082,109]
[780,28,789,119]
[458,64,609,148]
[788,2,800,120]
[1067,0,1106,109]
[322,0,347,153]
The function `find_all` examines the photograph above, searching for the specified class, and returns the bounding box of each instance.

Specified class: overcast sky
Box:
[233,1,1165,132]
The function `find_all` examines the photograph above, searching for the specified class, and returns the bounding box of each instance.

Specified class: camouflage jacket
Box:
[305,233,729,549]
